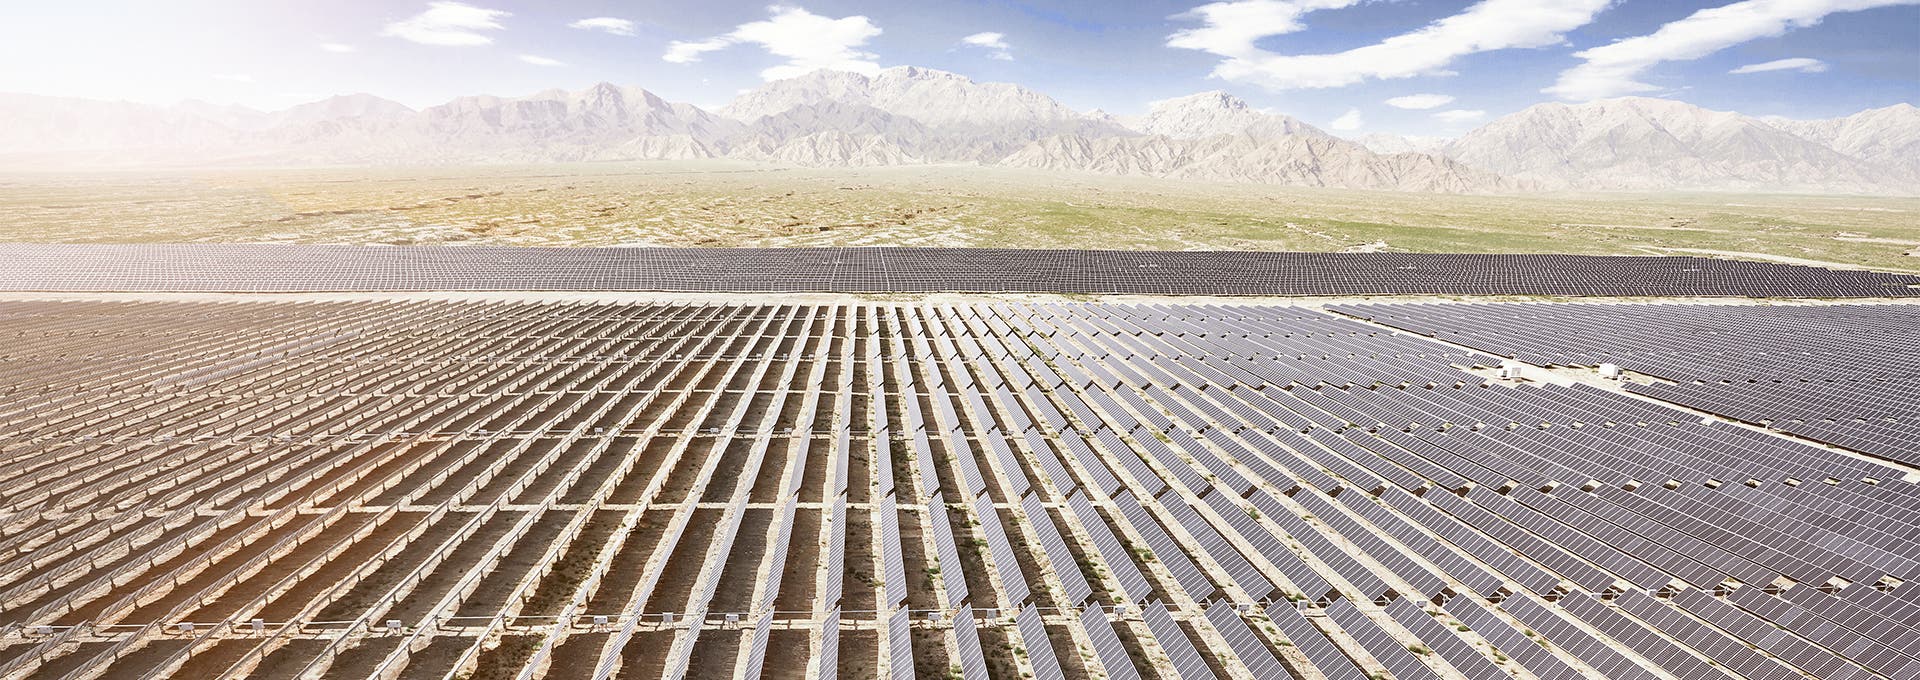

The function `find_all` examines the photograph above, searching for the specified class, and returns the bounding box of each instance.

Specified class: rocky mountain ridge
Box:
[2,68,1911,194]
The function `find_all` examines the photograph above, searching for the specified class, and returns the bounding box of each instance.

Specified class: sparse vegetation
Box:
[6,162,1916,272]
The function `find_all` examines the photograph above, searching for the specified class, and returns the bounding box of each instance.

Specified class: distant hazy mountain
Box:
[1761,103,1920,182]
[270,93,414,127]
[1003,133,1516,193]
[1008,91,1505,192]
[720,66,1091,129]
[719,66,1135,166]
[1122,91,1325,139]
[1,69,1912,194]
[1355,133,1451,156]
[403,83,739,162]
[0,93,243,162]
[1444,97,1902,192]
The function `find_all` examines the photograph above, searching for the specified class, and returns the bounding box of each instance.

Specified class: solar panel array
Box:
[4,243,1918,296]
[0,297,1913,680]
[1382,597,1506,680]
[1339,302,1920,465]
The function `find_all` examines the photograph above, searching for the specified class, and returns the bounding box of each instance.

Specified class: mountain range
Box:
[2,66,1914,194]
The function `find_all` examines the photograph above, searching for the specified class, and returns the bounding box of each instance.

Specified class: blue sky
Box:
[1,0,1915,136]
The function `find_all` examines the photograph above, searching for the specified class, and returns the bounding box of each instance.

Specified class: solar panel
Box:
[1197,489,1336,604]
[664,613,702,680]
[1141,600,1217,680]
[1162,495,1276,601]
[1609,590,1794,680]
[1184,433,1255,495]
[1061,434,1124,497]
[1725,587,1906,678]
[1016,603,1065,680]
[950,434,990,498]
[1442,598,1587,680]
[1101,430,1170,498]
[1080,604,1142,680]
[878,494,908,608]
[1382,597,1507,680]
[986,435,1033,498]
[1292,490,1449,599]
[1066,489,1153,604]
[1500,594,1658,680]
[1377,487,1561,595]
[1336,491,1505,598]
[756,498,800,614]
[822,497,847,609]
[1023,430,1079,496]
[833,427,852,498]
[912,431,940,500]
[739,611,775,680]
[927,493,970,606]
[1020,492,1093,606]
[950,606,989,680]
[887,606,915,680]
[1249,491,1393,603]
[1325,598,1439,680]
[1689,590,1878,680]
[974,493,1032,607]
[1202,600,1292,679]
[1265,600,1367,680]
[875,423,895,498]
[1113,491,1216,602]
[1136,429,1209,495]
[817,608,841,680]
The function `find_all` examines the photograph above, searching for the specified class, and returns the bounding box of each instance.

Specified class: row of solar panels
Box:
[3,244,1918,297]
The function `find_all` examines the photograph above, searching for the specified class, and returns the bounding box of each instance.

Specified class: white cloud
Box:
[1729,56,1829,74]
[1434,109,1486,123]
[663,38,732,64]
[212,73,254,83]
[1330,107,1364,130]
[1384,93,1455,109]
[663,5,883,80]
[569,17,636,36]
[1548,0,1915,100]
[961,31,1014,60]
[519,54,564,66]
[1168,0,1363,59]
[381,2,509,47]
[1171,0,1608,90]
[320,42,357,53]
